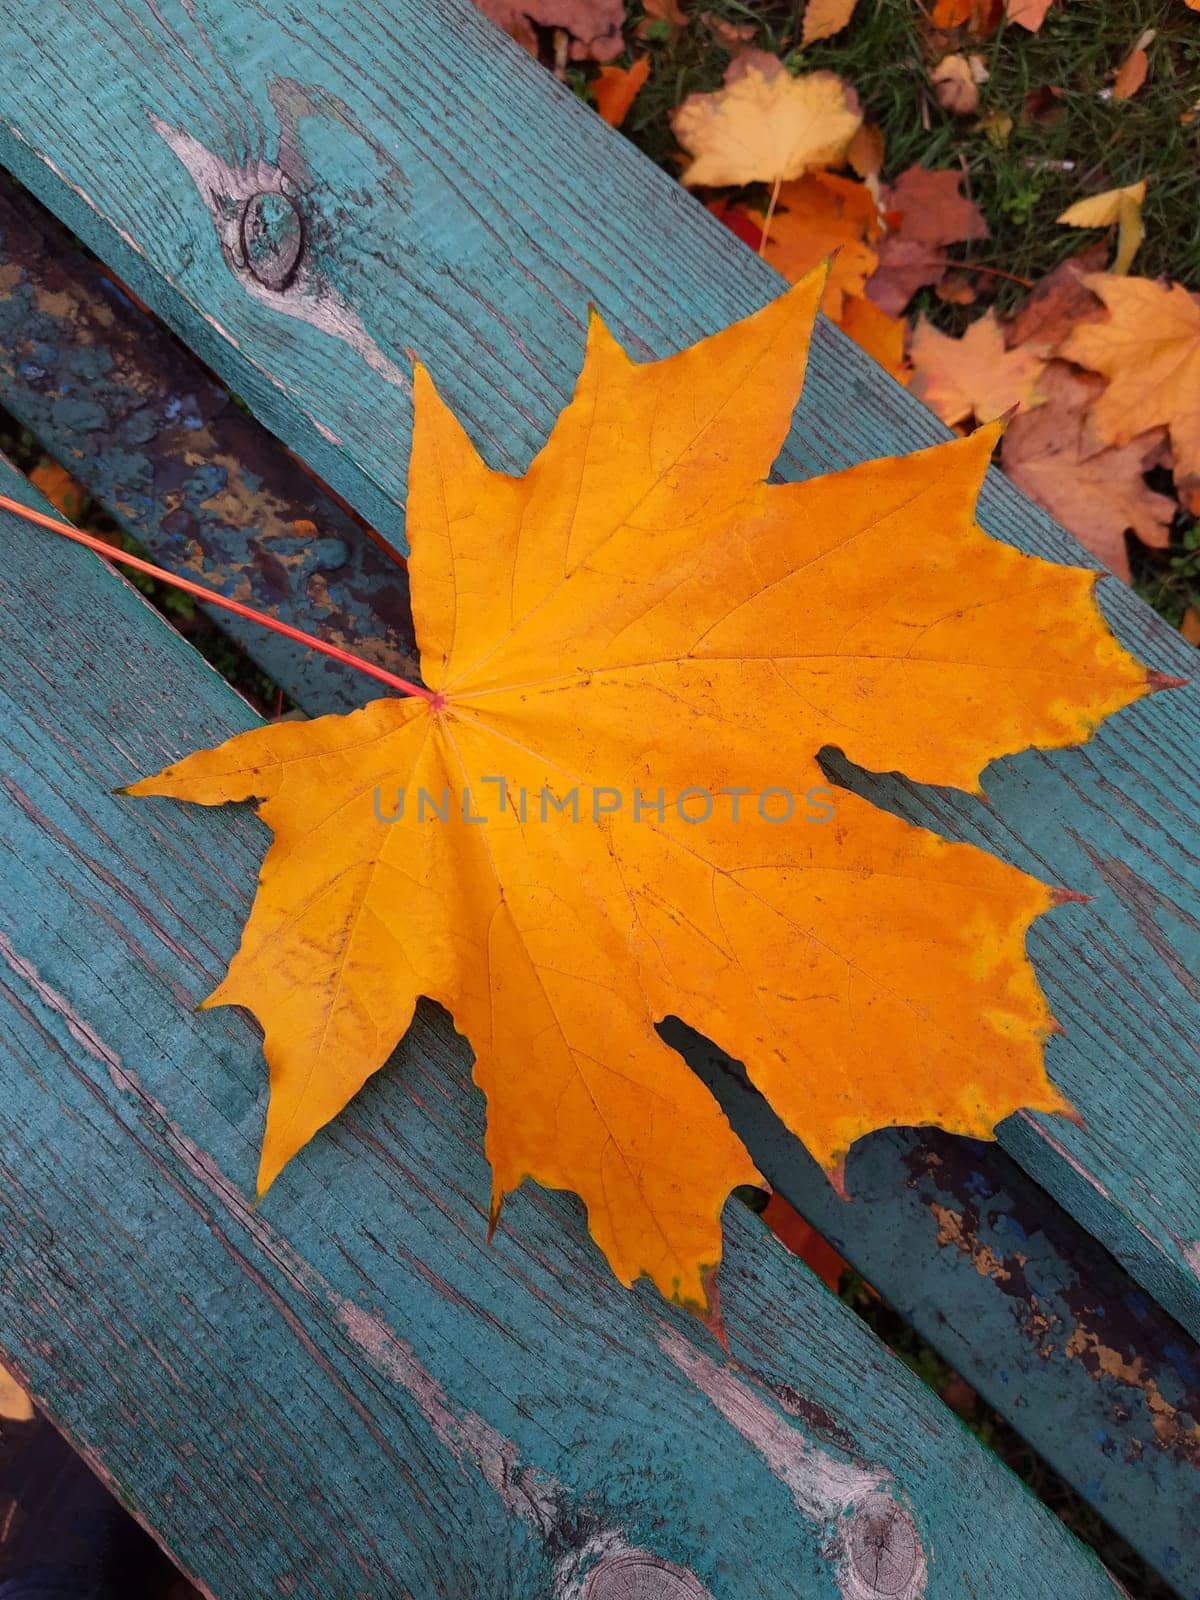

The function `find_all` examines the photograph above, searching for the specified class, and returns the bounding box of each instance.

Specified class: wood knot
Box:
[844,1494,923,1599]
[582,1552,711,1600]
[240,191,303,292]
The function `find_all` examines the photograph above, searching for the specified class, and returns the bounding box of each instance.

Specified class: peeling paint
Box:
[658,1328,927,1600]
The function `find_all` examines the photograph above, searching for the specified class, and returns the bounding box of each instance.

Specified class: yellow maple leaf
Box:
[910,310,1046,428]
[673,53,862,188]
[1057,181,1146,275]
[801,0,858,45]
[128,276,1151,1309]
[1061,273,1200,498]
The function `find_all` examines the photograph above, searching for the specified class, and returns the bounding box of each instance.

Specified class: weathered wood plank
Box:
[0,171,414,713]
[1,0,1196,1343]
[1,171,1195,1593]
[677,1023,1200,1598]
[0,470,1128,1597]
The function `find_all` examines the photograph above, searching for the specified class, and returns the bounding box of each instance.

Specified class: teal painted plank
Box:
[0,469,1129,1597]
[0,0,1197,1373]
[0,173,1195,1592]
[677,1021,1200,1598]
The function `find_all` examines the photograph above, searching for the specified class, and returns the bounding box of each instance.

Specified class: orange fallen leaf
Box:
[1113,45,1149,100]
[1181,608,1200,646]
[1007,0,1055,30]
[754,171,882,318]
[0,1361,33,1423]
[1057,181,1145,275]
[29,460,87,523]
[473,0,625,60]
[127,277,1151,1309]
[932,0,1002,27]
[931,53,983,115]
[838,294,911,382]
[935,269,978,305]
[1005,248,1108,355]
[801,0,857,45]
[761,1192,848,1290]
[593,55,651,126]
[673,52,862,188]
[642,0,688,32]
[910,310,1045,427]
[846,122,885,182]
[867,165,989,315]
[1001,362,1175,581]
[1061,274,1200,509]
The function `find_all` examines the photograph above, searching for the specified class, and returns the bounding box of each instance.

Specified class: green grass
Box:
[616,0,1200,308]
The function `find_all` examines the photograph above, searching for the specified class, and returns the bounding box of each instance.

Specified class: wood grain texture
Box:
[0,469,1128,1598]
[0,172,1194,1592]
[676,1022,1200,1598]
[0,171,415,713]
[0,0,1195,1345]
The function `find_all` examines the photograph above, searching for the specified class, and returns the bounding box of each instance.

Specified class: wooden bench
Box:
[0,2,1196,1595]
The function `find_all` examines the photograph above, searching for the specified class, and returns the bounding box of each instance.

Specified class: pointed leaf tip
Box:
[1050,887,1093,906]
[1148,670,1189,691]
[827,1161,850,1201]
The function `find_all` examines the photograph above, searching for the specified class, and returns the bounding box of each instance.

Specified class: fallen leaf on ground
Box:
[1182,608,1200,645]
[1022,83,1066,126]
[867,164,988,315]
[847,122,885,182]
[1058,181,1146,275]
[1007,0,1054,29]
[838,294,911,381]
[1005,248,1108,354]
[802,0,857,45]
[1001,361,1175,580]
[936,269,978,304]
[473,0,625,60]
[1113,43,1149,100]
[643,0,688,30]
[700,10,755,47]
[674,53,862,187]
[931,53,983,115]
[0,1363,33,1423]
[1062,274,1200,511]
[707,198,765,250]
[910,310,1045,426]
[128,278,1151,1309]
[755,172,882,318]
[931,0,1002,26]
[762,1193,848,1290]
[594,55,651,125]
[29,461,87,523]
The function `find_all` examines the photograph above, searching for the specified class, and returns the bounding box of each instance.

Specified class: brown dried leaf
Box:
[1005,249,1108,355]
[1001,362,1175,581]
[866,165,988,316]
[474,0,626,61]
